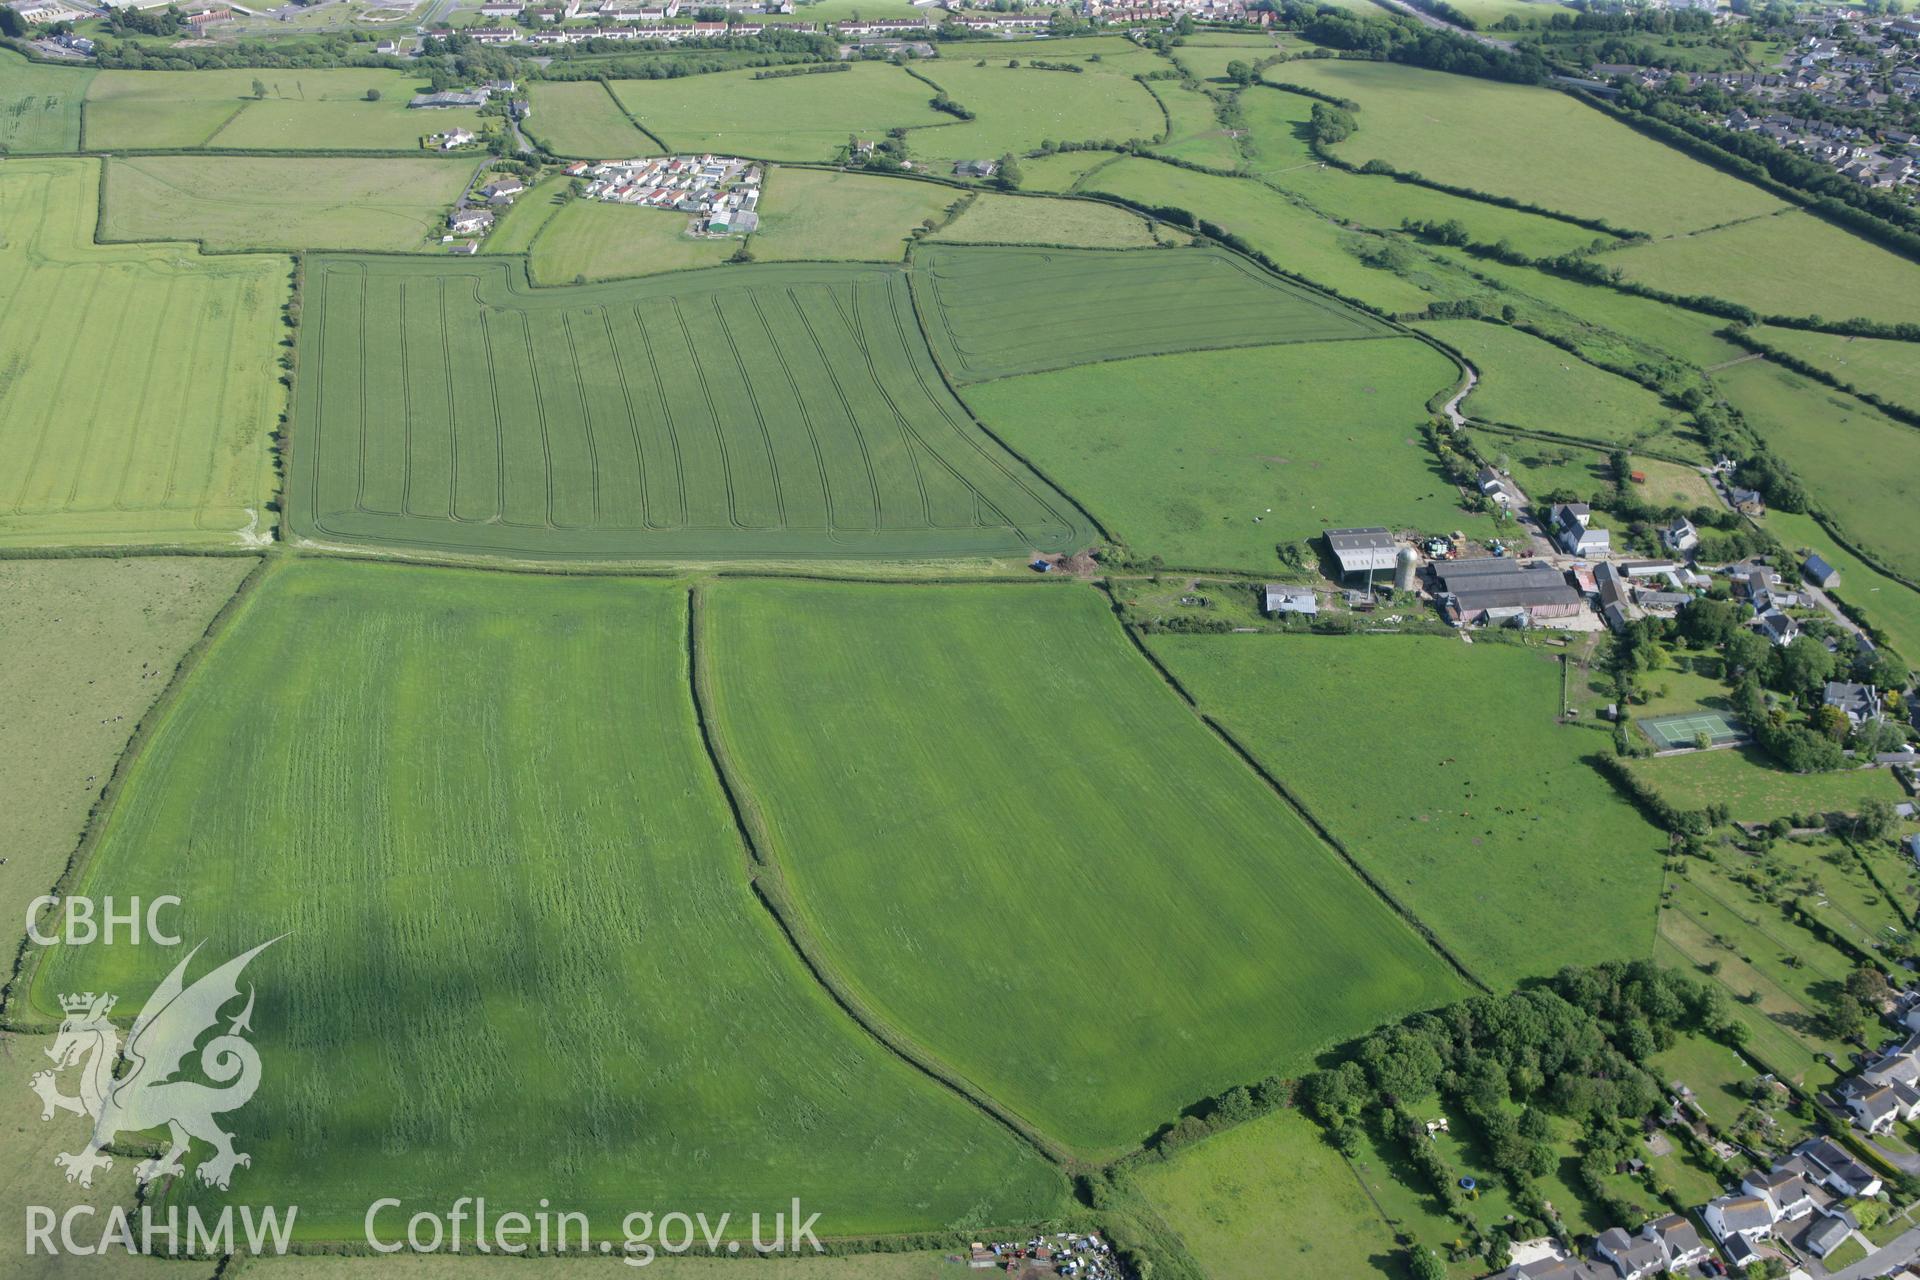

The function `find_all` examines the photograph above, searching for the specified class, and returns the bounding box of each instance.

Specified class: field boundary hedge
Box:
[1721,327,1920,432]
[683,584,1078,1168]
[1099,590,1491,994]
[0,553,273,1030]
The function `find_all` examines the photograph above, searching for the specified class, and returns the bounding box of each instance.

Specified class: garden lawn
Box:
[1717,360,1920,582]
[1080,156,1452,313]
[1764,509,1920,663]
[522,79,653,157]
[1602,210,1920,328]
[30,560,1067,1241]
[529,198,732,281]
[1419,318,1682,450]
[1631,749,1906,825]
[1275,60,1785,235]
[101,155,474,252]
[928,192,1157,247]
[610,64,947,161]
[0,159,283,548]
[291,255,1090,560]
[749,166,958,262]
[84,69,471,150]
[913,243,1392,383]
[1752,327,1920,418]
[1132,1107,1398,1280]
[700,581,1466,1157]
[0,48,91,152]
[1145,634,1668,989]
[962,340,1493,571]
[905,62,1165,170]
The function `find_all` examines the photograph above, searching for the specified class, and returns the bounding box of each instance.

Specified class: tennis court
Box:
[1640,710,1746,750]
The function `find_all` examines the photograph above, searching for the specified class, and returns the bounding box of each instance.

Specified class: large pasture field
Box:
[0,48,91,152]
[83,68,476,150]
[1146,634,1667,988]
[0,160,282,548]
[1601,209,1920,326]
[928,192,1160,248]
[31,561,1067,1239]
[1274,60,1785,235]
[749,166,959,262]
[291,256,1090,559]
[912,243,1392,383]
[526,198,734,282]
[610,64,948,160]
[101,155,475,252]
[701,581,1466,1156]
[1753,326,1920,415]
[521,79,652,157]
[905,62,1165,168]
[1630,748,1906,825]
[964,340,1492,570]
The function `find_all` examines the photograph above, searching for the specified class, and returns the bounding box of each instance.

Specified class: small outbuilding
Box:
[1804,553,1840,588]
[1262,585,1318,617]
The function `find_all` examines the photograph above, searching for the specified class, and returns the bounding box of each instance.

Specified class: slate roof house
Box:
[1824,681,1881,728]
[1551,503,1611,557]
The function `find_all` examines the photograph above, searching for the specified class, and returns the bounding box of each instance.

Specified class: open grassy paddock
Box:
[748,165,959,262]
[1601,209,1920,327]
[913,243,1392,383]
[903,61,1166,170]
[1274,60,1786,235]
[101,155,476,252]
[30,559,1068,1240]
[700,581,1466,1157]
[1145,634,1668,988]
[0,48,92,152]
[83,68,477,150]
[526,198,734,282]
[964,339,1493,571]
[610,63,948,161]
[1752,326,1920,416]
[0,159,283,548]
[291,256,1090,559]
[1147,80,1243,170]
[521,79,652,157]
[1631,748,1907,824]
[928,191,1160,248]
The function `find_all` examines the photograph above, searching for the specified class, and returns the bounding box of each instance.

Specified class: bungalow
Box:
[1592,1227,1663,1280]
[1661,516,1700,554]
[1550,503,1610,557]
[1806,1211,1855,1258]
[1805,553,1841,588]
[1639,1215,1709,1271]
[953,159,998,178]
[435,128,476,150]
[1262,585,1318,617]
[481,177,526,200]
[1824,681,1882,728]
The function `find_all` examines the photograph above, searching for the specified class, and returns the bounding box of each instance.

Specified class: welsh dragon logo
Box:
[31,938,280,1192]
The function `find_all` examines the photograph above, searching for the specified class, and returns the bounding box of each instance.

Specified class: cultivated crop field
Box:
[700,581,1466,1157]
[0,160,283,548]
[291,256,1090,559]
[83,68,475,150]
[1601,209,1920,327]
[965,341,1493,570]
[610,64,948,161]
[30,560,1068,1239]
[1275,60,1786,235]
[521,79,652,157]
[913,243,1392,383]
[0,48,91,152]
[527,198,734,282]
[101,155,476,252]
[905,62,1166,170]
[749,166,959,262]
[1146,634,1667,988]
[928,192,1159,248]
[1719,360,1920,581]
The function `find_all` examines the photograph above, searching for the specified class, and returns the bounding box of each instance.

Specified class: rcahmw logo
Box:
[26,937,298,1259]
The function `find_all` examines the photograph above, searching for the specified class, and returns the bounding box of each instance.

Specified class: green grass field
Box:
[1274,60,1785,235]
[927,192,1158,248]
[1133,1107,1398,1280]
[83,68,475,150]
[1633,748,1907,823]
[527,198,734,283]
[913,243,1392,383]
[1753,326,1920,416]
[30,560,1067,1240]
[1147,80,1243,170]
[101,155,475,252]
[1473,432,1715,508]
[522,79,653,157]
[290,256,1090,559]
[905,62,1166,169]
[1602,210,1920,327]
[1014,148,1125,192]
[1420,318,1685,450]
[0,48,92,152]
[1146,634,1667,988]
[749,166,959,262]
[0,160,283,548]
[1718,359,1920,582]
[481,173,572,255]
[1170,36,1292,84]
[1079,156,1450,313]
[1764,509,1920,661]
[964,341,1492,570]
[611,64,948,161]
[700,581,1466,1156]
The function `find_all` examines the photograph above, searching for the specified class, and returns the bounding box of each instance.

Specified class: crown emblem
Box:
[59,992,111,1015]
